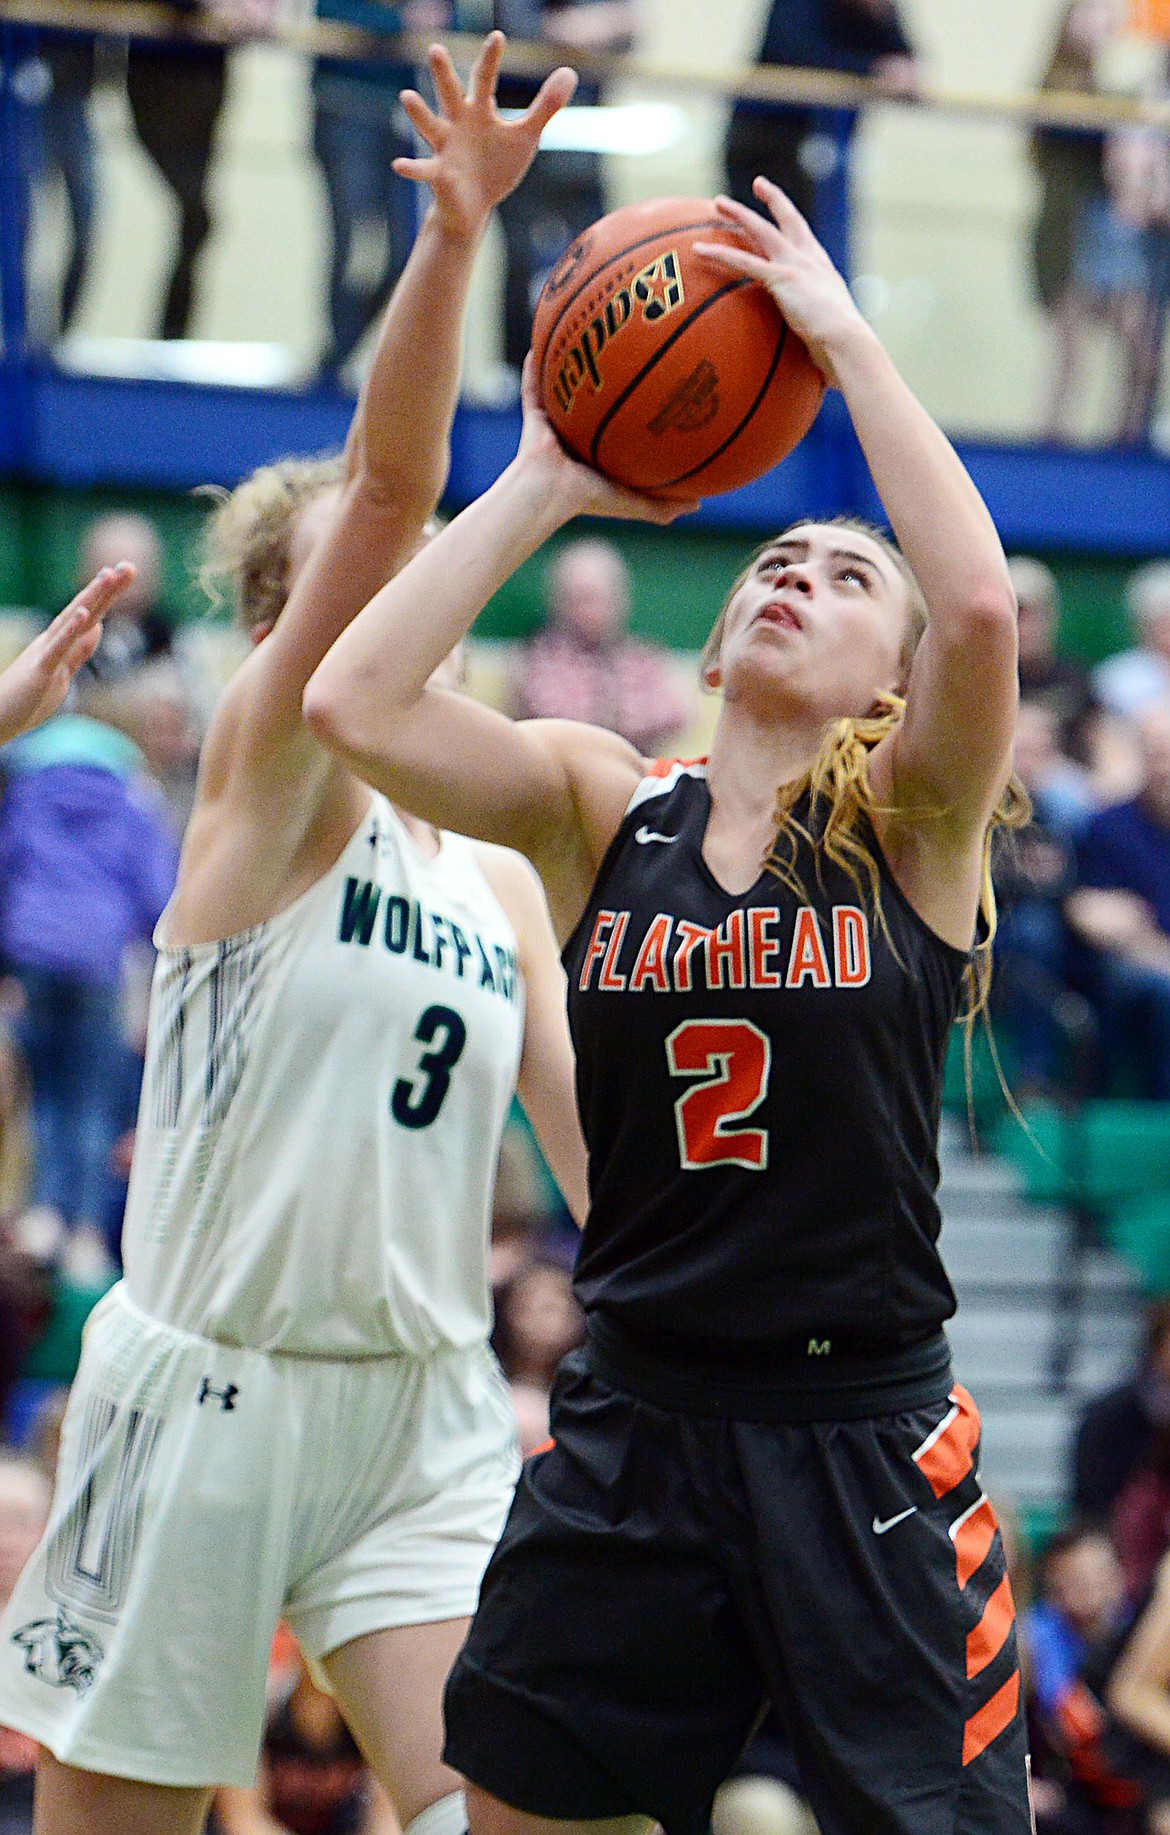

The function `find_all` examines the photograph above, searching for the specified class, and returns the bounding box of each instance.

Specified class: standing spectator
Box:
[724,0,919,235]
[506,537,692,754]
[13,27,99,342]
[125,0,276,341]
[1094,562,1170,720]
[0,709,179,1281]
[1032,0,1159,447]
[482,0,637,379]
[1067,700,1170,1096]
[312,1,451,383]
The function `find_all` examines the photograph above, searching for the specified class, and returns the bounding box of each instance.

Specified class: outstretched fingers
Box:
[751,174,815,239]
[66,561,137,625]
[427,40,466,120]
[467,28,504,108]
[41,563,132,665]
[522,64,578,136]
[398,86,444,150]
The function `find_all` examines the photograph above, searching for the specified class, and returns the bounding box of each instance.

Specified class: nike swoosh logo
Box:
[634,826,678,845]
[872,1506,918,1535]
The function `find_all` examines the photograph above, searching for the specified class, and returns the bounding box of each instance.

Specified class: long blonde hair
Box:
[199,455,344,631]
[704,516,1030,1020]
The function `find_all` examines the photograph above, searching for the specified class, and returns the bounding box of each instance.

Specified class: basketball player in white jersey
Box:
[0,35,582,1835]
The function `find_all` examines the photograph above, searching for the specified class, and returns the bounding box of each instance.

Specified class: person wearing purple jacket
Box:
[0,703,179,1278]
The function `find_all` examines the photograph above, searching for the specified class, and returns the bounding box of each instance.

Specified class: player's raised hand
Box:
[515,356,696,526]
[693,178,871,386]
[393,31,577,240]
[0,562,135,746]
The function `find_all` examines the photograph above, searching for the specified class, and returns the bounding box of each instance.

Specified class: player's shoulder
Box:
[467,836,545,912]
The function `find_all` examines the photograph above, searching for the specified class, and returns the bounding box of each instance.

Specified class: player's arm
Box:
[203,33,577,800]
[695,182,1018,843]
[1109,1553,1170,1753]
[0,564,136,746]
[480,843,589,1223]
[304,365,691,934]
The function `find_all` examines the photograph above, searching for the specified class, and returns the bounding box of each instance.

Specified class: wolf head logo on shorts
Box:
[12,1610,105,1695]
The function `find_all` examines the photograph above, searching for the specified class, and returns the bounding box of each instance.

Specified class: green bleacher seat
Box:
[990,1098,1170,1292]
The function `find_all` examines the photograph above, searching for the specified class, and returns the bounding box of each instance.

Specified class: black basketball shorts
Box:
[444,1348,1033,1835]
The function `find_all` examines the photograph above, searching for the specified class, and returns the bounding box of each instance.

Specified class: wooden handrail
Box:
[3,0,1170,134]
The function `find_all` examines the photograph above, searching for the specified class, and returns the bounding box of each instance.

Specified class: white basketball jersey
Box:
[121,796,526,1356]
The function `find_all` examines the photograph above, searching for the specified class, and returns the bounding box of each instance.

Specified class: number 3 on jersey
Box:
[666,1019,771,1171]
[392,1004,467,1130]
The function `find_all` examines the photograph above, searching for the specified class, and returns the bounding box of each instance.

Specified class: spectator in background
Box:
[1031,0,1164,447]
[724,0,919,235]
[1022,1523,1143,1835]
[0,1458,49,1835]
[1030,0,1137,445]
[1012,557,1098,761]
[312,1,451,384]
[1066,701,1170,1097]
[507,538,692,754]
[76,512,175,684]
[125,0,277,341]
[492,1257,584,1457]
[0,698,179,1282]
[992,701,1090,1095]
[482,0,637,380]
[1094,563,1170,720]
[1011,554,1138,807]
[1108,1548,1170,1832]
[11,26,99,342]
[1073,1302,1170,1527]
[113,660,202,838]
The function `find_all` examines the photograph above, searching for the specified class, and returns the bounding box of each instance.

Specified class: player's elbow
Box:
[302,661,368,762]
[962,580,1019,649]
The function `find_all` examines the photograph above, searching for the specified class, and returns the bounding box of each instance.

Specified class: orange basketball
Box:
[531,196,825,502]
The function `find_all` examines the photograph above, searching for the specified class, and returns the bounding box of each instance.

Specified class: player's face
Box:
[717,524,910,718]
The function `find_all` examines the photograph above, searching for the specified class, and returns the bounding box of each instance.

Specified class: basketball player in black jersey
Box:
[306,176,1033,1835]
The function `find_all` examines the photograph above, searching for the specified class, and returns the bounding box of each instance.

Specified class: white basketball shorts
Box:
[0,1283,519,1786]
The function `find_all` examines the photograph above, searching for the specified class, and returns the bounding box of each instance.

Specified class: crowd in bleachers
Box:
[992,554,1170,1106]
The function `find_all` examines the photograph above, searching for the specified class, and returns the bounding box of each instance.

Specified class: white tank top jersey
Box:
[121,795,526,1358]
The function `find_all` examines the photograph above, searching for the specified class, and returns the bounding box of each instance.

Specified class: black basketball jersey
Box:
[564,761,970,1402]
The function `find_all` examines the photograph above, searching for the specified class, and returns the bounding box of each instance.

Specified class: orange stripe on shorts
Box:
[526,1437,555,1459]
[962,1670,1020,1766]
[966,1571,1016,1679]
[913,1384,981,1499]
[951,1494,999,1589]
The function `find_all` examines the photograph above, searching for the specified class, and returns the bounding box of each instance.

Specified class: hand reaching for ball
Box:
[693,179,874,390]
[516,357,699,526]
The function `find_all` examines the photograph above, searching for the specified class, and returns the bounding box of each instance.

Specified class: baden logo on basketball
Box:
[648,360,721,437]
[550,252,685,417]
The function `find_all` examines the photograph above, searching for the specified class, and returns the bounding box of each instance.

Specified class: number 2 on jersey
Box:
[392,1004,467,1130]
[665,1019,771,1171]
